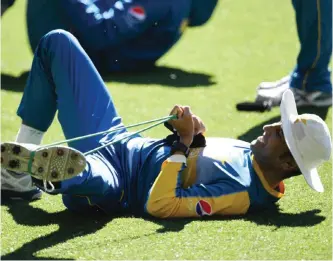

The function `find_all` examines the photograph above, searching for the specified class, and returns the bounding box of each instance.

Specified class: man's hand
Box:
[192,115,206,136]
[168,105,206,147]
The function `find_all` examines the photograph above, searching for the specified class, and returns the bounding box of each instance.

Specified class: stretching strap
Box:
[28,114,177,174]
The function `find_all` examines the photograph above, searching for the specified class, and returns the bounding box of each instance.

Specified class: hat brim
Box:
[280,90,324,192]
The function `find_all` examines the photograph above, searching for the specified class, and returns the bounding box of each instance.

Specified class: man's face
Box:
[250,122,291,167]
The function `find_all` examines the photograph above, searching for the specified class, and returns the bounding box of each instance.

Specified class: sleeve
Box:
[145,155,250,218]
[61,0,170,50]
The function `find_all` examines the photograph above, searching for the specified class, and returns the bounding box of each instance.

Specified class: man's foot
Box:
[1,168,42,200]
[1,142,86,185]
[255,75,332,107]
[255,75,290,106]
[291,88,332,107]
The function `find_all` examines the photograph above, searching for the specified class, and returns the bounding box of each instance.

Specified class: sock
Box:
[15,124,44,145]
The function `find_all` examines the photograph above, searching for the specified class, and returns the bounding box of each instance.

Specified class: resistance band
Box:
[27,114,177,192]
[28,114,177,172]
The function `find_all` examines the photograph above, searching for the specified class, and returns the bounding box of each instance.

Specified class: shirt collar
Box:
[251,155,285,198]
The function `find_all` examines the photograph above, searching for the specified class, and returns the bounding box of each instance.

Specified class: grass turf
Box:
[1,0,332,259]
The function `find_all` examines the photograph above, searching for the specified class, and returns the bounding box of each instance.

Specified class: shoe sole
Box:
[1,142,86,182]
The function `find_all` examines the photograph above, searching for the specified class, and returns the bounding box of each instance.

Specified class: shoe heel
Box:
[1,142,32,173]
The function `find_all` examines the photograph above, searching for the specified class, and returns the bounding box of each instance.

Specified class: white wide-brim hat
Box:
[280,90,332,192]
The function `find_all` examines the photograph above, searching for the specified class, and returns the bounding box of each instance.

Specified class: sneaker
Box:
[291,88,332,107]
[1,168,42,200]
[255,75,291,106]
[1,142,86,192]
[255,75,332,107]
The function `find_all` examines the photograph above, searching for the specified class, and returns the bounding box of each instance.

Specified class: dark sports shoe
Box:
[1,142,86,192]
[255,75,332,107]
[1,168,42,200]
[291,88,332,107]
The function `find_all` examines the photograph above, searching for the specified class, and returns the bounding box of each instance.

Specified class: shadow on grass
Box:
[242,204,326,229]
[1,198,325,260]
[237,106,330,142]
[1,199,110,260]
[101,66,216,88]
[1,72,29,92]
[0,66,215,93]
[149,203,325,233]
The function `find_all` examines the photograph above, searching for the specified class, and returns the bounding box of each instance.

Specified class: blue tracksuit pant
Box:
[17,29,129,213]
[290,0,332,93]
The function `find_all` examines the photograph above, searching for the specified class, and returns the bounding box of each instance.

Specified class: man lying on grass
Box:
[1,30,331,218]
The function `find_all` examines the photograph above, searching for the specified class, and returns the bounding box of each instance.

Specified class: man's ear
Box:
[281,161,293,171]
[279,150,297,171]
[281,160,298,172]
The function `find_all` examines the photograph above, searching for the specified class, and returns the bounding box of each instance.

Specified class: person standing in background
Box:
[255,0,332,107]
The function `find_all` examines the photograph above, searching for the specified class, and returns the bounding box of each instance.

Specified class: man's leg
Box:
[17,29,124,152]
[255,0,332,107]
[290,0,332,94]
[2,30,125,208]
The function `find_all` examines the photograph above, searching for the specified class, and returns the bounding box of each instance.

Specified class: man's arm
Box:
[145,155,250,218]
[145,105,249,218]
[61,0,170,50]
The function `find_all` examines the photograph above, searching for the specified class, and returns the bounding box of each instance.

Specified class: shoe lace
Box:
[43,180,55,193]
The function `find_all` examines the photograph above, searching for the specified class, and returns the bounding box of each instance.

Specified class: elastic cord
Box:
[27,115,177,173]
[83,117,173,155]
[41,115,176,148]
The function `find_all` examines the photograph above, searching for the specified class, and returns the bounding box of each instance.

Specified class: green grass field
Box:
[1,0,332,260]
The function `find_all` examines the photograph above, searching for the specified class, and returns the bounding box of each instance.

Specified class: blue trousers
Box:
[290,0,332,92]
[18,30,127,213]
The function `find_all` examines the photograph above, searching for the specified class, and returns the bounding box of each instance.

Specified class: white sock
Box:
[15,124,44,145]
